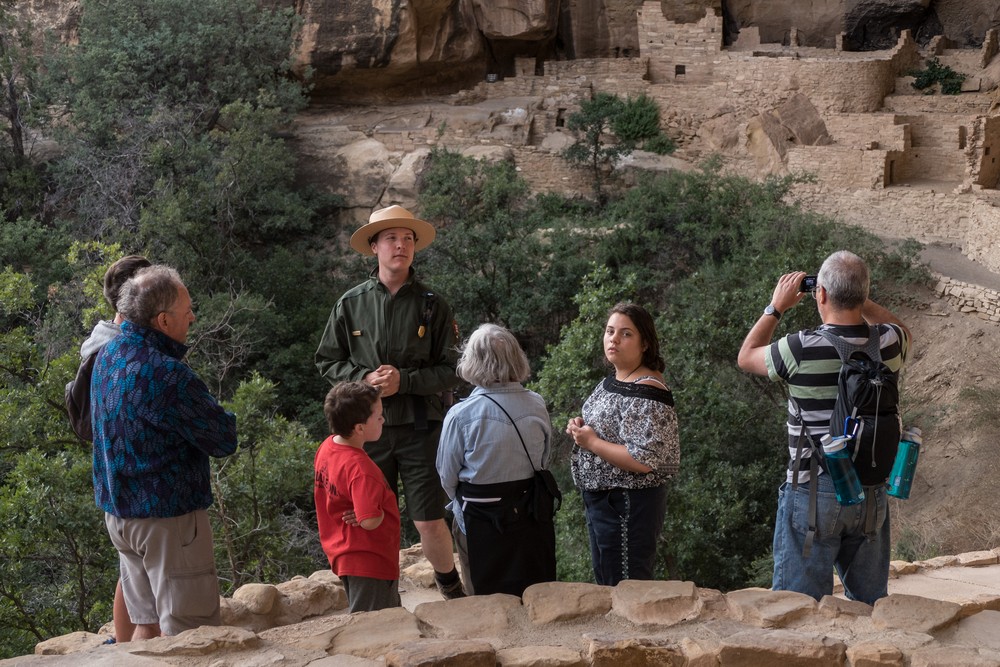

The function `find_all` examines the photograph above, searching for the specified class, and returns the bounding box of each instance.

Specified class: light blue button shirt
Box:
[436,383,552,533]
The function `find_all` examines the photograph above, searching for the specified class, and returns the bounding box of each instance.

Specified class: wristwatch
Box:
[764,304,782,320]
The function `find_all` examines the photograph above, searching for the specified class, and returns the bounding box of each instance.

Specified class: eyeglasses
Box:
[811,286,822,300]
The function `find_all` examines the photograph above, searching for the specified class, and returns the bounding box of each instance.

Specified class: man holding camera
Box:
[737,250,911,604]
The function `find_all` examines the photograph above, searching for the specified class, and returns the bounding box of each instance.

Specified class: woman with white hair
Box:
[436,323,556,596]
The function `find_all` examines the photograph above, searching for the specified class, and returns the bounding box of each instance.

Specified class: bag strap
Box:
[789,396,819,558]
[816,325,882,364]
[479,393,538,473]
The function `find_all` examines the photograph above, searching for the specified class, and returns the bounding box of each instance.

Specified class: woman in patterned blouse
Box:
[566,302,680,585]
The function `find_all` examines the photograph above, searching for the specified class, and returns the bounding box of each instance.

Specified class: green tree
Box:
[562,93,673,201]
[0,2,48,224]
[562,93,626,202]
[418,148,597,362]
[42,0,336,419]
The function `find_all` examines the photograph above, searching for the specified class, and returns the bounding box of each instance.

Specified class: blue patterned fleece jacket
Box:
[91,321,238,518]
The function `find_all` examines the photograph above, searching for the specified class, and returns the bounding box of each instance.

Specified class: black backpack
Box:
[65,352,98,442]
[817,326,901,486]
[790,325,901,557]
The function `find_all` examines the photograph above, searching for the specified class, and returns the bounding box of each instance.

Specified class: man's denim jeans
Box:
[772,473,891,605]
[582,485,668,586]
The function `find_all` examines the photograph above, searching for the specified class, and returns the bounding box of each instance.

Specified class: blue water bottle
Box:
[821,434,865,506]
[887,426,922,499]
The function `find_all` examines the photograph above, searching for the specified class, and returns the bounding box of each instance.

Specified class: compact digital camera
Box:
[800,275,818,292]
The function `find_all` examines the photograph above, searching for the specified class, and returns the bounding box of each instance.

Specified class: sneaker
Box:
[102,637,117,645]
[434,575,466,600]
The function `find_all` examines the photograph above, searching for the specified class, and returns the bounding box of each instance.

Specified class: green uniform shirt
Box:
[315,270,460,427]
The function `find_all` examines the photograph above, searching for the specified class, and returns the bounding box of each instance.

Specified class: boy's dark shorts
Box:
[364,422,447,522]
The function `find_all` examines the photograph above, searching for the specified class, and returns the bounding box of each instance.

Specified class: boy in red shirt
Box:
[315,382,402,612]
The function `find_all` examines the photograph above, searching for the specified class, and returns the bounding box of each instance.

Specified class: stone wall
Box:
[789,185,1000,275]
[822,114,907,151]
[636,4,723,84]
[29,549,1000,666]
[787,146,890,190]
[935,274,1000,323]
[974,116,1000,188]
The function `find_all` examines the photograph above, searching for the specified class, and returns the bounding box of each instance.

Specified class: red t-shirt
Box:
[314,436,401,580]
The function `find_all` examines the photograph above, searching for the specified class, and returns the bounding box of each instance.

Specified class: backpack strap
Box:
[816,325,883,366]
[789,397,819,558]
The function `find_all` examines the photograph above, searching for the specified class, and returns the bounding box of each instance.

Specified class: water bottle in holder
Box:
[821,434,865,506]
[887,426,922,499]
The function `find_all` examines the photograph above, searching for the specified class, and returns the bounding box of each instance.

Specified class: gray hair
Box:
[817,250,869,310]
[457,323,531,387]
[117,265,184,328]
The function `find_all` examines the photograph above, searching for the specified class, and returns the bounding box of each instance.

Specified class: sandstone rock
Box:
[126,626,259,657]
[309,656,384,666]
[233,583,280,615]
[957,550,999,567]
[773,93,830,146]
[908,645,1000,666]
[262,607,420,659]
[917,555,960,569]
[310,569,343,586]
[384,147,432,209]
[845,641,904,667]
[401,559,438,588]
[872,594,962,634]
[818,595,873,620]
[273,576,348,625]
[724,588,818,628]
[522,582,612,623]
[496,645,587,666]
[746,111,789,175]
[891,560,920,575]
[697,113,743,153]
[384,638,496,667]
[679,636,721,666]
[952,609,1000,651]
[584,634,685,667]
[470,0,559,41]
[33,631,107,656]
[725,0,843,48]
[610,580,700,626]
[718,628,847,666]
[296,1,484,102]
[330,139,396,208]
[958,594,1000,618]
[694,587,730,621]
[413,594,522,639]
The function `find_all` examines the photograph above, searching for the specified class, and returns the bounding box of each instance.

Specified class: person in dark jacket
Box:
[65,254,151,643]
[92,265,237,638]
[315,205,465,599]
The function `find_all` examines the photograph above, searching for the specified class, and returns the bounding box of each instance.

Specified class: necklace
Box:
[617,363,643,382]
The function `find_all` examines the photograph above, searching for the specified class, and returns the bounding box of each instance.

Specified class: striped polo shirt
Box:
[765,322,909,483]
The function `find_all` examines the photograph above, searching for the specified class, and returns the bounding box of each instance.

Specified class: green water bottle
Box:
[887,427,922,499]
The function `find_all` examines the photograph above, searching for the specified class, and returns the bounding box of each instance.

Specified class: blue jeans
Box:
[772,474,891,605]
[582,485,668,586]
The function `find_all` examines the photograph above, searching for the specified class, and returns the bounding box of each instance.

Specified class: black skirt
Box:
[457,477,557,597]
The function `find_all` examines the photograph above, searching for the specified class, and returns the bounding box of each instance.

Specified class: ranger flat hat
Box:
[349,205,436,256]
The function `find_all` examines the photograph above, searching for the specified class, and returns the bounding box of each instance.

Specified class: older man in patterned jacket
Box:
[91,265,238,639]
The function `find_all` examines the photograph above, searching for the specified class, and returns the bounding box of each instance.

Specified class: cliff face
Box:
[19,1,998,102]
[286,0,998,100]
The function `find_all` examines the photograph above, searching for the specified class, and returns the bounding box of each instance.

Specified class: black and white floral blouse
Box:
[570,374,680,491]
